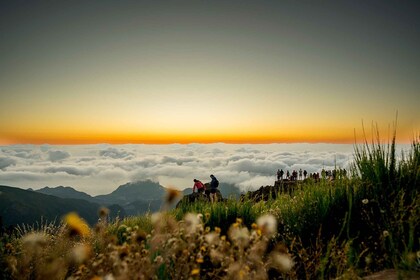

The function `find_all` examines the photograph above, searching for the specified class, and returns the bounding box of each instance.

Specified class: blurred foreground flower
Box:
[257,214,277,237]
[184,213,202,233]
[64,212,90,237]
[70,244,92,264]
[268,252,294,273]
[22,232,47,248]
[165,187,182,204]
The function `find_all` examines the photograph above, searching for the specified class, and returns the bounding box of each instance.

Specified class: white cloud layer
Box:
[0,144,367,195]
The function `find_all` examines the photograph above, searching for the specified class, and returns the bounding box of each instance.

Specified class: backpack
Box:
[212,178,219,188]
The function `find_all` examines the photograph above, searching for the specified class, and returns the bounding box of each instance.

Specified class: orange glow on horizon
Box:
[1,129,414,145]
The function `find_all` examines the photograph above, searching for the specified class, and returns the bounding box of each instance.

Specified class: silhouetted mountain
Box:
[94,180,166,206]
[36,186,93,201]
[1,181,243,227]
[0,185,125,227]
[183,188,193,195]
[124,199,162,215]
[219,183,242,198]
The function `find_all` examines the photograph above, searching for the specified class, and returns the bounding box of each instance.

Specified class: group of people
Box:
[277,168,347,182]
[192,174,219,203]
[276,169,307,181]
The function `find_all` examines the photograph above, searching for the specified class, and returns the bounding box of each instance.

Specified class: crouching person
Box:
[193,179,205,194]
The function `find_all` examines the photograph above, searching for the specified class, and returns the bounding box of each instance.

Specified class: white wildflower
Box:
[151,213,163,226]
[22,233,47,248]
[257,214,277,237]
[70,244,91,264]
[184,213,201,233]
[362,199,369,204]
[269,252,294,272]
[205,232,218,245]
[228,226,250,248]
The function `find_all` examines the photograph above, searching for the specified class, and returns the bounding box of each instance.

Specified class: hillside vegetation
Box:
[0,135,419,279]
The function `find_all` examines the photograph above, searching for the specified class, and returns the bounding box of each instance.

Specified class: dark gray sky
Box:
[1,0,419,144]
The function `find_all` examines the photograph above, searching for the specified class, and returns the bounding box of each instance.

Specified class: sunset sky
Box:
[1,1,419,145]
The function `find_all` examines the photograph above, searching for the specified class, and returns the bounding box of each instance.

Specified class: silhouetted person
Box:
[299,169,302,180]
[286,170,290,180]
[303,170,307,179]
[209,174,219,203]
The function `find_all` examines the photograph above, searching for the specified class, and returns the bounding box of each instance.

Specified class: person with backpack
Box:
[193,179,205,194]
[209,174,219,203]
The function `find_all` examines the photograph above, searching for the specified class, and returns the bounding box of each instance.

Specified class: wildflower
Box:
[64,212,90,237]
[416,251,420,259]
[191,268,200,276]
[104,274,115,280]
[256,214,277,237]
[205,232,218,244]
[269,252,294,273]
[200,246,207,252]
[151,213,163,226]
[165,188,181,204]
[251,223,258,230]
[196,257,204,263]
[383,230,389,237]
[205,212,210,219]
[135,230,147,243]
[98,207,109,218]
[197,213,203,220]
[210,249,223,263]
[228,226,250,248]
[184,213,201,233]
[362,199,369,204]
[215,227,221,233]
[70,244,92,264]
[5,243,14,254]
[154,255,163,264]
[236,218,243,224]
[22,232,47,248]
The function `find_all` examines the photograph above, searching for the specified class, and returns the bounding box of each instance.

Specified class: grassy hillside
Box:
[1,136,419,279]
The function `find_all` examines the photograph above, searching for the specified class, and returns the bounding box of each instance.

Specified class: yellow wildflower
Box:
[64,212,90,237]
[191,268,200,276]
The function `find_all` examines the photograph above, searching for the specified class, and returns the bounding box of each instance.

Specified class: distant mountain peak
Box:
[36,185,93,200]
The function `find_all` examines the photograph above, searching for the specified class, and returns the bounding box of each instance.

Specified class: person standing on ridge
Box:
[193,179,205,194]
[209,174,219,203]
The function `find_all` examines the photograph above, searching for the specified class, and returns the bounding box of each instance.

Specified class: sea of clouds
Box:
[0,144,358,195]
